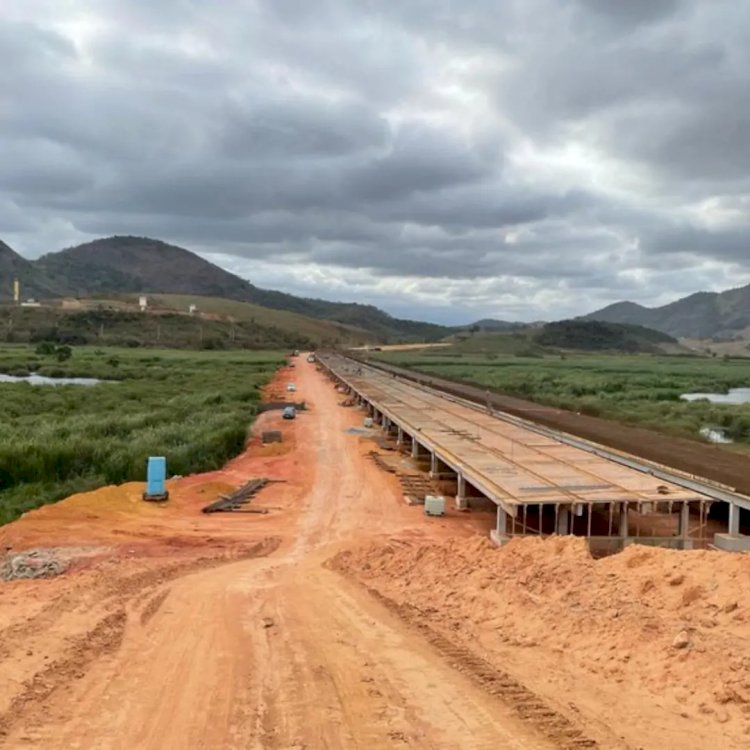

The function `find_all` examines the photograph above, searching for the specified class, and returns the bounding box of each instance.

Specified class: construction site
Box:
[2,354,750,749]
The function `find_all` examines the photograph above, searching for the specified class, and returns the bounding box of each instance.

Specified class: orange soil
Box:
[337,535,750,749]
[0,357,745,749]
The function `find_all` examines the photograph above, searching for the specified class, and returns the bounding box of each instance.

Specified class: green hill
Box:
[535,319,678,353]
[24,235,452,342]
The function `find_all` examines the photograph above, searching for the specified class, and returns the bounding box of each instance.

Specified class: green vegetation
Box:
[0,305,314,350]
[5,234,455,342]
[375,350,750,446]
[535,320,677,352]
[442,320,678,357]
[0,344,285,524]
[152,294,374,347]
[443,331,548,357]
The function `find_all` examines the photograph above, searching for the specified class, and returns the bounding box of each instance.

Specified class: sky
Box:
[2,0,750,324]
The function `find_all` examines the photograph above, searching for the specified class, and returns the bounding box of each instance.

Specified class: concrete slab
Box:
[714,533,750,552]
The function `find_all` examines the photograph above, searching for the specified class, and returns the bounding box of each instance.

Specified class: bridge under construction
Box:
[320,354,750,553]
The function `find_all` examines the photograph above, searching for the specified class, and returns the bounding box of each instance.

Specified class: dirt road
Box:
[0,358,562,749]
[4,357,742,749]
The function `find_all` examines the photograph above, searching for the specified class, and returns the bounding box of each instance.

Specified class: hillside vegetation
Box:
[151,294,375,346]
[0,305,315,350]
[3,235,453,342]
[441,319,677,356]
[536,319,677,352]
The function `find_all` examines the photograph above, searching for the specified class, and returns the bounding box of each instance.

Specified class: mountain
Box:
[26,236,452,342]
[35,236,256,300]
[583,286,750,339]
[535,319,678,353]
[0,241,59,301]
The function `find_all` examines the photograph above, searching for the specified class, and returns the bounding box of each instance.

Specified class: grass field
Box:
[0,344,285,524]
[375,350,750,446]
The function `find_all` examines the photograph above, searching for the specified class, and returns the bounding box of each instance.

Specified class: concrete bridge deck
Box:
[320,355,719,549]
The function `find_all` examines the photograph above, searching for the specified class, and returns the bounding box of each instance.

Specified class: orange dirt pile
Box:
[337,535,750,749]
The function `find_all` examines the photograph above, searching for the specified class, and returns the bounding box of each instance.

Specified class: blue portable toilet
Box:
[143,456,169,502]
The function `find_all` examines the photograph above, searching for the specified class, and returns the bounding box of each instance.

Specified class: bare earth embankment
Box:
[336,535,750,749]
[0,356,748,748]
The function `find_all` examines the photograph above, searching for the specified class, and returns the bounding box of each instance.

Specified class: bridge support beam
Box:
[490,506,510,546]
[557,507,571,535]
[455,475,468,511]
[619,503,629,539]
[729,502,741,535]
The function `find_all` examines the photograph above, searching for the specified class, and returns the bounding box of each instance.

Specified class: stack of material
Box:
[202,478,271,513]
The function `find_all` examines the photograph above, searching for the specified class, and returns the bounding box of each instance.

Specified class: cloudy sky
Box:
[3,1,750,323]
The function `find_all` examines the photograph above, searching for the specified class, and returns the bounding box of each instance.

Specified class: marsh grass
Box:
[377,351,750,445]
[0,344,285,524]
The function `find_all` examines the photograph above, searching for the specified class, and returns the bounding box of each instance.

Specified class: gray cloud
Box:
[3,0,750,323]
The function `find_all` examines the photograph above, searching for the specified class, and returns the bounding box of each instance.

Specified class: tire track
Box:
[0,610,127,741]
[362,585,602,750]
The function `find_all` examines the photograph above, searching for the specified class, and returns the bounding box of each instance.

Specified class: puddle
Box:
[0,374,107,386]
[682,388,750,404]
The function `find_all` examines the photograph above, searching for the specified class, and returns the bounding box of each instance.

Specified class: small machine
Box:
[282,406,296,420]
[143,456,169,502]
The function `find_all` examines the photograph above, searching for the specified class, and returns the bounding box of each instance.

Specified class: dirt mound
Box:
[336,535,750,746]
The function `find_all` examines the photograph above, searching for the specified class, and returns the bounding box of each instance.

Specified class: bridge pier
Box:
[455,475,468,511]
[557,507,571,535]
[490,505,510,546]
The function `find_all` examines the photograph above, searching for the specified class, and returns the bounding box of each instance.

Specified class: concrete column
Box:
[456,474,468,511]
[729,502,741,535]
[490,505,510,546]
[430,451,438,475]
[557,507,571,535]
[397,427,404,446]
[678,503,690,539]
[619,503,629,539]
[411,441,421,459]
[496,506,507,535]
